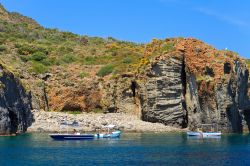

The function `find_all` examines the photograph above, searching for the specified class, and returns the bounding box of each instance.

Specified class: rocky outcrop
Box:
[0,64,33,135]
[139,53,187,128]
[102,76,140,115]
[186,61,249,132]
[104,38,250,133]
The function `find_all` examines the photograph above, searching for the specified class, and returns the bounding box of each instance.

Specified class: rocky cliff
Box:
[0,63,33,135]
[103,38,250,133]
[1,3,250,134]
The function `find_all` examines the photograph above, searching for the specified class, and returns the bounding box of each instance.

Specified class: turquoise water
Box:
[0,133,250,166]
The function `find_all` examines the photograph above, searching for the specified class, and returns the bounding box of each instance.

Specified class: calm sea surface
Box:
[0,132,250,166]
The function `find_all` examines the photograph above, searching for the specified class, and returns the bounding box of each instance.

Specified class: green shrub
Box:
[16,44,48,55]
[41,58,53,66]
[66,110,82,115]
[90,48,96,55]
[58,46,73,54]
[79,72,88,78]
[0,45,6,52]
[19,55,29,62]
[82,56,96,65]
[17,44,35,55]
[62,54,77,63]
[97,64,114,77]
[93,108,103,113]
[89,37,105,45]
[30,51,47,61]
[30,62,48,74]
[123,57,132,64]
[161,42,174,52]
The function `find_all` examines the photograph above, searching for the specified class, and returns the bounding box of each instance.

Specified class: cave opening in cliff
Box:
[131,81,137,97]
[61,103,83,112]
[243,110,250,131]
[181,59,188,128]
[205,66,215,77]
[9,110,18,133]
[224,62,231,74]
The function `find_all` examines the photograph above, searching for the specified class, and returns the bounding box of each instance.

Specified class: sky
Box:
[1,0,250,58]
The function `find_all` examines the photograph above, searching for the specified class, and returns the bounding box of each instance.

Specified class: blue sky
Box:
[1,0,250,58]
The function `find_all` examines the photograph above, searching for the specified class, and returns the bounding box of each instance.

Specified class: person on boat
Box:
[73,129,77,135]
[197,128,203,138]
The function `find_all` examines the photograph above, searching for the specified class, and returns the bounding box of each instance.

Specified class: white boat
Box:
[95,124,121,138]
[187,123,221,138]
[187,131,221,138]
[95,131,121,138]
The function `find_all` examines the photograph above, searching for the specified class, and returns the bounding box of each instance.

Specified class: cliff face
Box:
[104,38,250,133]
[0,64,33,135]
[1,4,250,134]
[141,39,250,132]
[139,53,187,128]
[185,60,249,132]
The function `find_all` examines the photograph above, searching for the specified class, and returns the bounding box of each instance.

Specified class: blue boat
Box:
[49,133,95,140]
[49,124,121,140]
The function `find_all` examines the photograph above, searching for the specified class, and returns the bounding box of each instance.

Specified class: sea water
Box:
[0,132,250,166]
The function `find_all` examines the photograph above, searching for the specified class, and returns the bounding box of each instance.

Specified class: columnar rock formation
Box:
[140,39,250,132]
[139,53,187,128]
[0,64,33,135]
[104,38,250,133]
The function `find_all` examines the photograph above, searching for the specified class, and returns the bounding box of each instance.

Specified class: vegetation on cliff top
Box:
[1,3,245,79]
[0,4,145,77]
[0,4,248,112]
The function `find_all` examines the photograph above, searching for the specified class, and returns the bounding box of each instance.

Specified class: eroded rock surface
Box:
[139,53,187,128]
[104,38,250,133]
[0,64,33,135]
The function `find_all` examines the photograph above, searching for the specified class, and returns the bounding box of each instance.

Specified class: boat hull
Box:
[49,134,95,140]
[95,131,121,138]
[187,131,221,137]
[50,131,121,140]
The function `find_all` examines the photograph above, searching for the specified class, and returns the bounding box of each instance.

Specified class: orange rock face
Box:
[176,38,242,81]
[46,65,102,112]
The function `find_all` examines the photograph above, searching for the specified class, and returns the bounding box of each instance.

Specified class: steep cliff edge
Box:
[181,39,249,132]
[0,63,33,135]
[104,38,249,133]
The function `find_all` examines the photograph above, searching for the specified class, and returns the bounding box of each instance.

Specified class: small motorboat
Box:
[49,133,95,140]
[95,124,121,138]
[187,123,221,138]
[49,124,121,140]
[187,131,221,138]
[96,130,121,138]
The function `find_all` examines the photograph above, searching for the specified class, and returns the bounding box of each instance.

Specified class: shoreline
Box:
[27,110,186,133]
